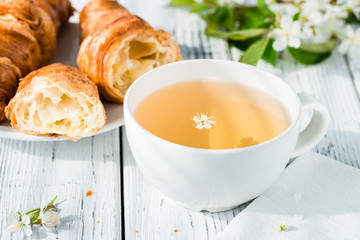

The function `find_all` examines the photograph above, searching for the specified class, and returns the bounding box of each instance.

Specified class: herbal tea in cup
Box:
[134,80,290,149]
[124,59,329,212]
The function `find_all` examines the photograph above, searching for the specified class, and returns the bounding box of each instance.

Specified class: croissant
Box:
[0,0,73,121]
[5,63,106,141]
[77,0,182,103]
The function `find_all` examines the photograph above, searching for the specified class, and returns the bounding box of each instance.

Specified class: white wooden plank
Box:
[0,130,121,240]
[174,10,231,60]
[0,0,122,239]
[344,48,360,108]
[121,0,173,33]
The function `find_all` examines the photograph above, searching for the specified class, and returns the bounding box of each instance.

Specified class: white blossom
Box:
[296,0,348,43]
[338,0,360,8]
[272,16,301,51]
[300,6,324,27]
[299,0,328,28]
[323,4,348,29]
[354,6,360,19]
[40,202,61,227]
[269,3,299,17]
[219,0,244,4]
[41,210,61,227]
[300,25,314,39]
[302,0,330,10]
[298,1,327,26]
[338,0,360,19]
[193,114,216,129]
[6,213,32,237]
[311,28,332,43]
[324,4,348,19]
[338,25,360,53]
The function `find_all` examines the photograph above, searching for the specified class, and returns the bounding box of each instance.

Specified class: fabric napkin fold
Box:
[217,152,360,240]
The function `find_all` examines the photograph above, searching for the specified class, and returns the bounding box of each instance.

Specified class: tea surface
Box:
[134,80,290,149]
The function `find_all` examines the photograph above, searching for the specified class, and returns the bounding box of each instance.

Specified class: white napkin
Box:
[217,152,360,240]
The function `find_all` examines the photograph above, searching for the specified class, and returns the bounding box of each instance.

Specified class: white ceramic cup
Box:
[124,59,330,212]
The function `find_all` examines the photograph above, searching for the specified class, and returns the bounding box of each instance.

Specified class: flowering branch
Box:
[6,195,61,238]
[170,0,360,65]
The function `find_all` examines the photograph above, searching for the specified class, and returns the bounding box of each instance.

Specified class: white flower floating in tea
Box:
[193,114,216,129]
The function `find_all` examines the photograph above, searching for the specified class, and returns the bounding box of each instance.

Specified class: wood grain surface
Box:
[0,131,121,240]
[0,0,359,239]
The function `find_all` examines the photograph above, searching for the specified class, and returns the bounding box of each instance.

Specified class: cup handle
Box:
[291,93,330,158]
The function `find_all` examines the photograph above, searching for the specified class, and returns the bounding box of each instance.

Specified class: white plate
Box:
[0,103,123,141]
[0,21,124,141]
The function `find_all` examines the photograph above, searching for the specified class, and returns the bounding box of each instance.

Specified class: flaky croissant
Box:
[0,0,73,121]
[5,63,106,141]
[77,0,182,103]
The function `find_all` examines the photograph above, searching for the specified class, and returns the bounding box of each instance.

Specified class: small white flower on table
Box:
[338,25,360,54]
[193,114,216,129]
[40,202,61,227]
[279,223,288,231]
[6,195,60,238]
[272,16,301,52]
[6,212,32,237]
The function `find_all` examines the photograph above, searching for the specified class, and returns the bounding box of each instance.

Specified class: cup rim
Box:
[124,59,302,153]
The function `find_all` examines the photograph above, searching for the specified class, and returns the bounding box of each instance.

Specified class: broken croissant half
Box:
[77,0,182,103]
[5,63,106,140]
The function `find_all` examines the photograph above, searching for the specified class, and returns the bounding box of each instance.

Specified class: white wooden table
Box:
[1,0,360,239]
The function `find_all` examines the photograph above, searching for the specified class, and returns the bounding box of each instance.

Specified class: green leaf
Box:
[213,5,236,30]
[228,37,262,51]
[190,3,214,13]
[287,39,336,64]
[346,12,360,24]
[288,47,331,65]
[169,0,196,7]
[299,40,337,53]
[48,195,58,207]
[257,0,275,18]
[262,39,277,66]
[237,6,274,29]
[25,208,40,215]
[12,209,21,216]
[240,38,270,66]
[203,0,219,7]
[30,211,40,224]
[293,11,301,21]
[208,28,267,40]
[203,5,237,31]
